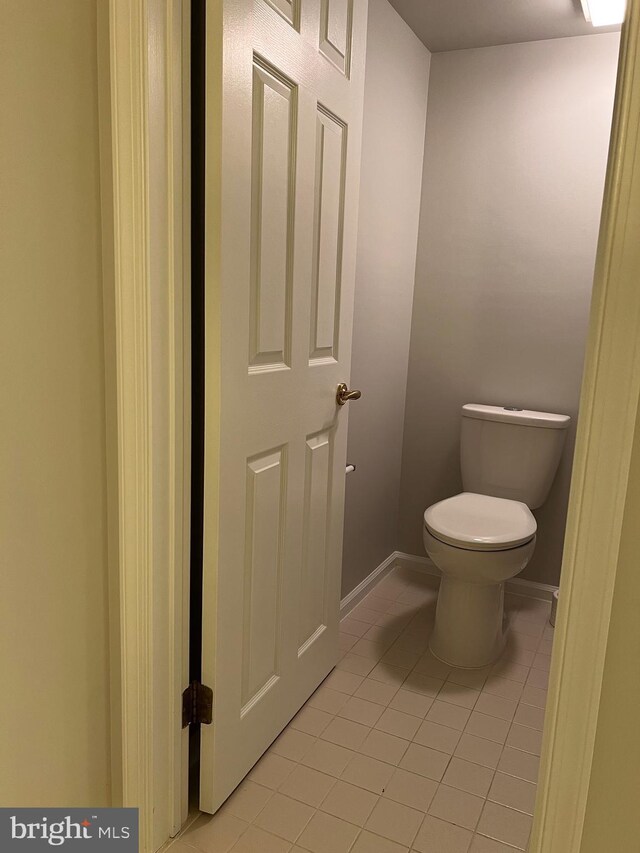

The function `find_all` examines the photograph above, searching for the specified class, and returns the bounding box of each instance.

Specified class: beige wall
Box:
[399,34,620,585]
[342,0,430,597]
[0,0,111,804]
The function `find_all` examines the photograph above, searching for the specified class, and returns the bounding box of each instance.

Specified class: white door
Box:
[201,0,368,812]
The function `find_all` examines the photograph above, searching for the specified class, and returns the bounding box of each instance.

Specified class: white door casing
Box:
[201,0,368,812]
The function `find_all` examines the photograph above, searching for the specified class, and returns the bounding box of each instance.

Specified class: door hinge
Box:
[182,681,213,727]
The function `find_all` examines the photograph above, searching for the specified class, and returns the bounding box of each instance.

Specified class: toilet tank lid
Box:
[462,404,571,429]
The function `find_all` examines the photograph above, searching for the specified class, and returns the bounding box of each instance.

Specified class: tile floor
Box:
[176,567,553,853]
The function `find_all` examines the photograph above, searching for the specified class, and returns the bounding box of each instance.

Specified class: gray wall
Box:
[342,0,431,597]
[399,33,620,585]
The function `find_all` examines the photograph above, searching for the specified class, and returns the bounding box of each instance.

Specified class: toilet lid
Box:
[424,493,537,551]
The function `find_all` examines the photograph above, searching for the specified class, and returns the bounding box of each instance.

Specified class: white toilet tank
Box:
[460,404,570,509]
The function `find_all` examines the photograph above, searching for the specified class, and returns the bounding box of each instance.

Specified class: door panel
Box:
[201,0,368,813]
[249,60,295,372]
[299,429,333,651]
[310,108,346,362]
[242,447,287,709]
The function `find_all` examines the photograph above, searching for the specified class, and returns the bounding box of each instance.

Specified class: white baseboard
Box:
[394,551,559,602]
[340,552,399,617]
[341,550,559,615]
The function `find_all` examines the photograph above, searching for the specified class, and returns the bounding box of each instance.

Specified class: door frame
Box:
[99,1,190,851]
[103,0,640,851]
[530,1,640,850]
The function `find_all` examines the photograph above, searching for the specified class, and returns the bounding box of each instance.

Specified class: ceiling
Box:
[386,0,621,53]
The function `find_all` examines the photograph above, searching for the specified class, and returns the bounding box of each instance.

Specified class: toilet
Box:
[423,403,570,668]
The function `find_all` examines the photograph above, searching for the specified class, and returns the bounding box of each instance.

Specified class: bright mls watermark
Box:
[0,810,138,851]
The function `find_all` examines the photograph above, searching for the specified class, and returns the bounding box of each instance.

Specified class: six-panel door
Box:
[200,0,368,812]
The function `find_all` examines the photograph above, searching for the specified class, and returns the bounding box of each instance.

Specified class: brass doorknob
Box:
[336,383,362,406]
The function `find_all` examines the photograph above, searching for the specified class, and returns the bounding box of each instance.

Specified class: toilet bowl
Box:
[422,404,569,668]
[423,493,537,667]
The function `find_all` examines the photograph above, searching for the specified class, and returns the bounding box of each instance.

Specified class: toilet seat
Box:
[424,492,536,552]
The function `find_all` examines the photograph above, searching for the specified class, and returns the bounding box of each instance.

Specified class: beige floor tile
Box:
[382,767,438,812]
[272,729,316,762]
[320,716,370,750]
[340,618,371,638]
[183,813,248,853]
[393,632,430,654]
[290,707,333,737]
[222,780,273,822]
[488,772,537,815]
[341,753,395,794]
[278,764,336,808]
[354,678,399,707]
[351,638,388,660]
[231,825,292,853]
[437,684,480,710]
[167,843,205,853]
[363,594,394,613]
[375,611,403,628]
[513,703,545,731]
[474,694,517,723]
[320,779,378,826]
[352,606,384,625]
[482,676,523,702]
[519,684,547,709]
[426,699,472,731]
[469,834,519,852]
[350,830,409,853]
[526,667,549,690]
[414,719,462,754]
[442,757,494,798]
[500,646,535,668]
[381,647,421,670]
[338,696,385,727]
[365,796,423,847]
[300,740,354,777]
[476,802,532,850]
[537,638,553,656]
[360,728,409,765]
[496,747,540,783]
[412,815,473,853]
[253,793,314,843]
[307,687,348,715]
[339,633,358,653]
[336,653,377,677]
[368,663,409,687]
[510,618,544,638]
[507,631,539,651]
[413,652,452,679]
[375,707,421,740]
[364,625,402,646]
[429,784,484,831]
[322,670,365,696]
[454,734,503,770]
[374,577,404,599]
[464,712,510,744]
[296,811,360,853]
[249,753,297,789]
[506,723,543,756]
[447,667,491,690]
[490,660,529,685]
[389,688,434,719]
[532,652,552,671]
[399,742,451,781]
[517,601,550,622]
[403,671,444,697]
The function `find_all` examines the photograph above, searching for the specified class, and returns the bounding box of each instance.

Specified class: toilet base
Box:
[429,576,506,668]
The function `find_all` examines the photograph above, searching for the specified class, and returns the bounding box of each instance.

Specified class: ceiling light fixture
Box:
[581,0,626,27]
